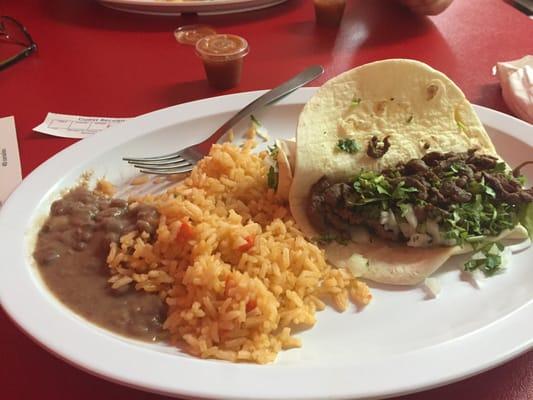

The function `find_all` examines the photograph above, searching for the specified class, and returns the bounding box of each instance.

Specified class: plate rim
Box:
[100,0,274,6]
[0,88,532,400]
[98,0,290,15]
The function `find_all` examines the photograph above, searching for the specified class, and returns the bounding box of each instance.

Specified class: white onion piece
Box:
[380,211,388,225]
[471,268,486,283]
[423,277,441,298]
[426,219,442,244]
[500,245,512,270]
[403,204,418,229]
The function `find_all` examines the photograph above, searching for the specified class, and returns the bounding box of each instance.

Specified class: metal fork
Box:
[123,65,324,174]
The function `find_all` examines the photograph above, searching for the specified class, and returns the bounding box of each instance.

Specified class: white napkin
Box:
[34,113,130,139]
[496,55,533,124]
[0,116,22,206]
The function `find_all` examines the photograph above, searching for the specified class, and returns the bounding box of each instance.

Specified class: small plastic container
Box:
[195,34,249,90]
[313,0,346,27]
[174,24,217,46]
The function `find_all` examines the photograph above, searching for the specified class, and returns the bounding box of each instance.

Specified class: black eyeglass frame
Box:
[0,16,37,71]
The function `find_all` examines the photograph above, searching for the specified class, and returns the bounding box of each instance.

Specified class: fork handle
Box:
[199,65,324,149]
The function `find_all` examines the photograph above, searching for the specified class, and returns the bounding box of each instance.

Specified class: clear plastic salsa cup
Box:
[174,24,217,46]
[313,0,346,27]
[195,34,249,90]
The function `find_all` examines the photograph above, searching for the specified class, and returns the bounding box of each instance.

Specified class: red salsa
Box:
[174,24,217,46]
[195,34,249,90]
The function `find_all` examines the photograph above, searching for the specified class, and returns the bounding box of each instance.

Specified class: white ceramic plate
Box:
[0,88,532,400]
[98,0,289,15]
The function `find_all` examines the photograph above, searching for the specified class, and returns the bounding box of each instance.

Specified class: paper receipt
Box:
[34,112,130,139]
[0,116,22,206]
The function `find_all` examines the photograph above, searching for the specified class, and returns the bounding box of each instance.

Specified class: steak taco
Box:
[288,59,533,285]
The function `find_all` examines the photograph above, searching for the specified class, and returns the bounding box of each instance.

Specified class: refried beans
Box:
[34,187,167,342]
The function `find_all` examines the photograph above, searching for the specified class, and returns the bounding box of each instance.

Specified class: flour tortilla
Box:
[289,59,525,285]
[324,226,528,285]
[325,240,456,286]
[275,139,295,201]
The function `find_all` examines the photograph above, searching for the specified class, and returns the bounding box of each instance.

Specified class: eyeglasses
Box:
[0,16,37,71]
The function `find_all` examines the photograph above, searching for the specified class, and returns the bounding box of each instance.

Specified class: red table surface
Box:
[1,0,532,399]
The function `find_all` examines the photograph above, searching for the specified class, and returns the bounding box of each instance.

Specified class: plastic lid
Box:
[174,25,217,46]
[195,34,249,61]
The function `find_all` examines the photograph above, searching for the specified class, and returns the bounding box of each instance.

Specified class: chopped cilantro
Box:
[348,165,523,249]
[494,162,507,173]
[484,185,496,199]
[321,149,529,257]
[336,139,360,154]
[406,115,413,124]
[442,195,517,246]
[444,162,465,177]
[450,163,460,173]
[267,144,279,161]
[399,203,411,217]
[392,181,418,201]
[349,170,421,208]
[351,97,361,106]
[464,242,504,276]
[468,177,496,198]
[457,120,467,132]
[250,114,261,126]
[267,166,278,190]
[376,184,390,196]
